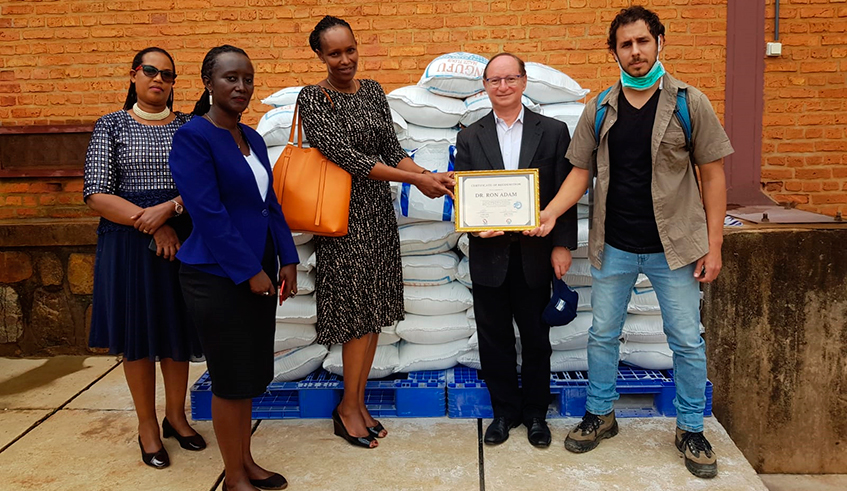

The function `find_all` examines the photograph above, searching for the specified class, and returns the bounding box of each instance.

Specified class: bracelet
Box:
[421,169,431,174]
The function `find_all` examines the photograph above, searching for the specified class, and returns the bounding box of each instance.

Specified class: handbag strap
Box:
[287,86,335,148]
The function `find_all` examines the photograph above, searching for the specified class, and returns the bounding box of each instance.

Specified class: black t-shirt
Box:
[604,88,664,254]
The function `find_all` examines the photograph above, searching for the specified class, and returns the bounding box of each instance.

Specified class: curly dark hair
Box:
[123,47,176,110]
[192,45,249,116]
[308,15,353,53]
[607,5,665,52]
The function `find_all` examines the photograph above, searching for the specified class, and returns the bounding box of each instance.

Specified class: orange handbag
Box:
[272,91,352,237]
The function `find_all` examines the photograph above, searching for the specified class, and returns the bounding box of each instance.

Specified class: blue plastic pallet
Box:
[191,368,446,421]
[446,366,712,418]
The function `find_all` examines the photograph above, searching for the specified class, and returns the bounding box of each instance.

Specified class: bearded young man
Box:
[526,6,733,478]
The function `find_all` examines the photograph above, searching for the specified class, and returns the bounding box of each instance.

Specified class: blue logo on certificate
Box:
[513,201,522,209]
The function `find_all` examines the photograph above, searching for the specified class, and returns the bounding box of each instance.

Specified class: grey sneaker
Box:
[564,410,618,453]
[675,428,718,479]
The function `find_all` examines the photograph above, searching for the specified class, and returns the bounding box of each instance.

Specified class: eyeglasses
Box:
[484,74,524,87]
[134,65,177,83]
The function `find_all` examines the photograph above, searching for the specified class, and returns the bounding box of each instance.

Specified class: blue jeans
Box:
[586,243,707,432]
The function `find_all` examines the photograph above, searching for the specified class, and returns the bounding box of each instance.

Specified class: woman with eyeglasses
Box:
[84,47,205,470]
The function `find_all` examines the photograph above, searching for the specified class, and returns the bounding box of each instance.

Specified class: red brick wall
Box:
[20,0,838,220]
[761,0,847,217]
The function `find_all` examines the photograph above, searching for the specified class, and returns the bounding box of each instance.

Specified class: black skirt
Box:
[179,234,278,399]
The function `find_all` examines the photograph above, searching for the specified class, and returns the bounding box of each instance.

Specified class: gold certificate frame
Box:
[454,169,541,233]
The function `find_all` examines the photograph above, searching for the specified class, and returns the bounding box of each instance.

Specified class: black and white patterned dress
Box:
[297,80,407,345]
[83,110,202,362]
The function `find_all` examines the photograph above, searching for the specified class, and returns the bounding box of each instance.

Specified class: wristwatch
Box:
[170,199,183,217]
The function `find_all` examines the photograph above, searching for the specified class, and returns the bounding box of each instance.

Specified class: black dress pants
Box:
[472,242,552,423]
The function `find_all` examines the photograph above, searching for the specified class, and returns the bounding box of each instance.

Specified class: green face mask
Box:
[619,59,666,91]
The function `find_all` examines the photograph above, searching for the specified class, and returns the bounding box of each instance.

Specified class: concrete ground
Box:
[0,356,844,491]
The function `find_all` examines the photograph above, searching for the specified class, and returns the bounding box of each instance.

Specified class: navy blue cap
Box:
[542,279,579,326]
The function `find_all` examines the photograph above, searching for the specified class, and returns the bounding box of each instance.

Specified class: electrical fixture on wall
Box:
[767,0,782,57]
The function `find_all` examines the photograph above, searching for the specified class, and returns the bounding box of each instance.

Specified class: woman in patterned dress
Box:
[83,47,205,469]
[297,16,455,449]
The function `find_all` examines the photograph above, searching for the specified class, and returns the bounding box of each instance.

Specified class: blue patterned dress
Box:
[83,110,202,361]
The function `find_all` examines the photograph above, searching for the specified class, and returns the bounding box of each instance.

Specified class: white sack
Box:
[272,344,328,382]
[456,256,472,288]
[621,316,705,344]
[399,222,461,256]
[394,198,430,225]
[390,107,408,137]
[549,348,589,371]
[295,242,315,272]
[540,102,585,136]
[457,349,482,370]
[379,321,401,345]
[402,252,460,287]
[273,322,317,351]
[628,288,661,315]
[395,311,474,344]
[549,312,592,351]
[261,86,303,108]
[418,52,487,98]
[404,282,474,316]
[256,105,305,147]
[458,233,470,257]
[395,145,455,222]
[291,232,313,245]
[620,341,673,370]
[323,343,400,379]
[398,125,459,150]
[296,270,316,295]
[268,145,285,171]
[563,258,592,287]
[575,287,591,311]
[573,218,589,258]
[396,338,470,372]
[275,293,317,324]
[523,62,590,104]
[387,86,466,128]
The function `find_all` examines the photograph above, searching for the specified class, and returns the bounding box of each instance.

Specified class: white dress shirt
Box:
[243,144,269,201]
[493,107,525,171]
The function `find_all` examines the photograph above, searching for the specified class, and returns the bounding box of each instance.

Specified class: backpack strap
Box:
[593,86,614,148]
[673,87,692,149]
[673,87,701,196]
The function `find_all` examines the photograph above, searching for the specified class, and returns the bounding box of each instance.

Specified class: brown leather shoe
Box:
[675,429,718,479]
[564,410,618,453]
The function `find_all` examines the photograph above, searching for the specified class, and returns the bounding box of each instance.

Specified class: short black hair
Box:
[309,15,354,53]
[483,53,526,80]
[607,5,665,52]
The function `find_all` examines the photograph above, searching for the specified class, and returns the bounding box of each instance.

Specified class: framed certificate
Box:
[454,169,540,232]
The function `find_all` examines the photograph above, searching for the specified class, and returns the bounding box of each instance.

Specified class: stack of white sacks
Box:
[255,52,599,380]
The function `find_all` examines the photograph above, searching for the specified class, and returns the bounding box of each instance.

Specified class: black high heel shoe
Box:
[367,421,387,438]
[162,417,207,451]
[138,436,170,469]
[332,406,376,449]
[250,472,288,490]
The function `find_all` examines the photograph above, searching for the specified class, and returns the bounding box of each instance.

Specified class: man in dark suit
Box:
[454,53,578,447]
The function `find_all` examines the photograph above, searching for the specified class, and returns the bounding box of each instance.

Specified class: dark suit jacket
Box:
[169,117,299,285]
[454,107,577,289]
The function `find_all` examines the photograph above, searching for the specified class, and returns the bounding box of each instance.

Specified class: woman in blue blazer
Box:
[169,46,298,491]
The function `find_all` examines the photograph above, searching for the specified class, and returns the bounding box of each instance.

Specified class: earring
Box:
[208,92,213,105]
